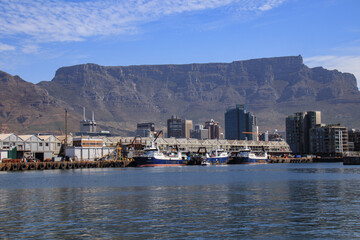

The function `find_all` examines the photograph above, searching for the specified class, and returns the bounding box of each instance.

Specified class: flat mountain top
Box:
[1,55,359,135]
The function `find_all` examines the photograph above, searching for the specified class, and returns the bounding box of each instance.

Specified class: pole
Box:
[65,110,68,159]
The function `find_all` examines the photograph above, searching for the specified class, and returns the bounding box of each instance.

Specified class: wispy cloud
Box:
[305,55,360,88]
[0,0,285,43]
[0,42,16,52]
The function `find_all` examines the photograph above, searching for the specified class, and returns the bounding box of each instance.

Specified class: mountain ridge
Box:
[1,55,359,135]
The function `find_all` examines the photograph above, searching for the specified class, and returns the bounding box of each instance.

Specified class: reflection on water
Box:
[0,164,360,238]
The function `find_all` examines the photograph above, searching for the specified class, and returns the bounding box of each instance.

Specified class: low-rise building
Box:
[19,135,45,160]
[38,135,62,155]
[66,137,114,161]
[0,133,24,151]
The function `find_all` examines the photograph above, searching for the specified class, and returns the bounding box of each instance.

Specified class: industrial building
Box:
[65,137,114,161]
[0,133,61,161]
[77,107,110,136]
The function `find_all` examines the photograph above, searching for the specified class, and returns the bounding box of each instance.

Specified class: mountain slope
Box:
[1,55,359,135]
[0,71,79,134]
[37,55,360,133]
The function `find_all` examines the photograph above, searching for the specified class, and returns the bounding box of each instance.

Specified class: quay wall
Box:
[0,160,134,172]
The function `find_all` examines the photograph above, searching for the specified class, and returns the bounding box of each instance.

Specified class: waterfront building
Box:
[136,122,155,137]
[167,115,184,138]
[66,137,113,161]
[309,124,349,155]
[38,135,62,155]
[205,119,221,139]
[18,135,53,160]
[286,111,321,154]
[225,104,257,140]
[190,124,209,140]
[0,133,62,161]
[348,129,360,151]
[0,133,24,152]
[0,133,24,160]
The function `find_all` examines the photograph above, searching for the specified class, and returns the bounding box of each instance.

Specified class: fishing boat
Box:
[133,132,188,167]
[228,145,268,164]
[202,148,229,165]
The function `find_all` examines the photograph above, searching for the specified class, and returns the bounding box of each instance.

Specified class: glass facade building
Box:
[225,105,257,140]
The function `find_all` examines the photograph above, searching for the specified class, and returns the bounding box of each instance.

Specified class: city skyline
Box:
[0,0,359,88]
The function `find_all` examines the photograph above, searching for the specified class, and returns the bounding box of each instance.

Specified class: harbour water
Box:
[1,163,360,239]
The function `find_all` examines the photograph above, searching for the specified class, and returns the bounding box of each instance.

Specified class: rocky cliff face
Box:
[1,55,359,134]
[0,71,79,134]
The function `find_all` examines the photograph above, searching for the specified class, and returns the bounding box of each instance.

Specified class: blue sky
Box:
[0,0,359,88]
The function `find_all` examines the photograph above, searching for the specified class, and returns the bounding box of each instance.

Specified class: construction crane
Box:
[242,132,261,135]
[242,131,261,141]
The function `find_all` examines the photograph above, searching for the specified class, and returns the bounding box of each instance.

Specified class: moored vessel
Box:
[202,148,229,165]
[228,146,268,164]
[133,132,188,167]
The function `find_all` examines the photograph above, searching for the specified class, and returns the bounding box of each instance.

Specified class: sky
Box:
[0,0,359,88]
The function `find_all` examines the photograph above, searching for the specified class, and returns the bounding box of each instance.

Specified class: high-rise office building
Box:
[348,129,360,152]
[286,111,321,154]
[190,124,209,140]
[136,123,155,137]
[205,119,221,139]
[183,120,193,139]
[167,115,184,138]
[225,105,257,140]
[309,124,349,155]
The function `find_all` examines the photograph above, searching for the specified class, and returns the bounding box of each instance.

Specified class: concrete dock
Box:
[0,160,134,172]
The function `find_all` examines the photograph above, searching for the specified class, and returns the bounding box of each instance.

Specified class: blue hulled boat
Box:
[202,148,229,165]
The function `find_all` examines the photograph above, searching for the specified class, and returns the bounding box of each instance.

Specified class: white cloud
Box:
[0,42,16,52]
[22,44,39,54]
[258,0,285,11]
[305,55,360,88]
[0,0,286,43]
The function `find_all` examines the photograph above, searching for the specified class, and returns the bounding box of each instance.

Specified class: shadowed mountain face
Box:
[0,71,80,134]
[1,55,360,135]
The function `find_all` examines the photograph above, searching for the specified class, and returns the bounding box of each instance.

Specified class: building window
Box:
[45,143,49,147]
[39,143,43,147]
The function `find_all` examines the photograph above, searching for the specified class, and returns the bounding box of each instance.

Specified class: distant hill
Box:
[1,55,360,135]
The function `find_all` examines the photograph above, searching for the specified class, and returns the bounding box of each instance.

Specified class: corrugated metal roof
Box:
[38,135,60,141]
[18,135,34,141]
[0,133,13,141]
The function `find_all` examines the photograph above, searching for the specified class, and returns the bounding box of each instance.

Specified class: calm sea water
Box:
[0,163,360,239]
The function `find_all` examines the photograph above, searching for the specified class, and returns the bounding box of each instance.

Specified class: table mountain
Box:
[1,55,360,135]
